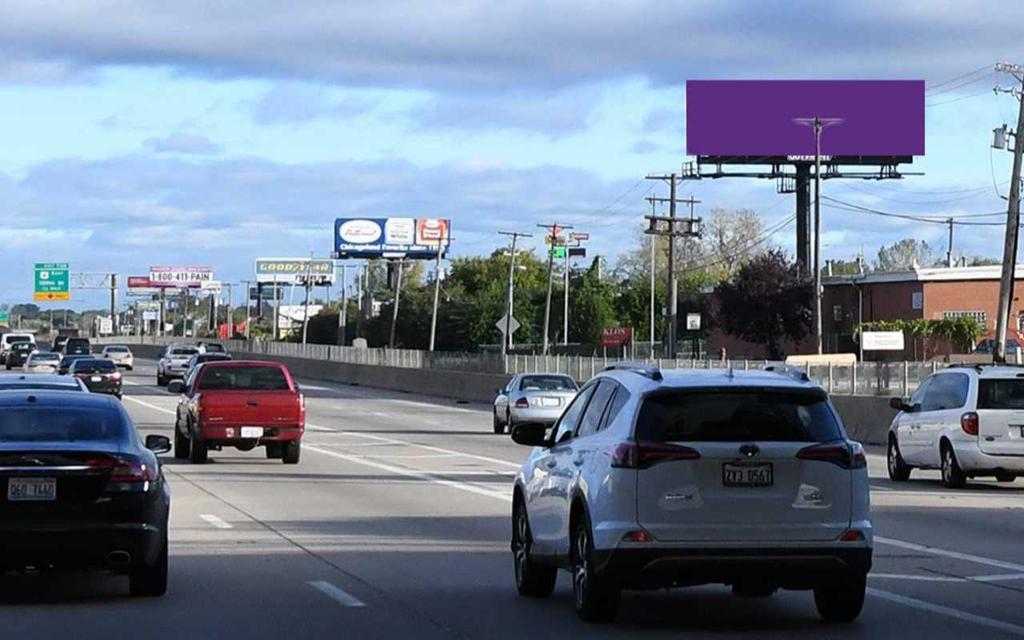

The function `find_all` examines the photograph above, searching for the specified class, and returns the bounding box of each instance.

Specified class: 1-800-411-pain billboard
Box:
[685,80,925,158]
[334,218,450,259]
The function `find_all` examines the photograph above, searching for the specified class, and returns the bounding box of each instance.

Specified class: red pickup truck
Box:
[168,361,306,464]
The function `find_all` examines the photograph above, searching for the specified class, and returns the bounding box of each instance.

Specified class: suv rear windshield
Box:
[6,336,31,344]
[0,407,124,442]
[520,375,577,391]
[73,360,117,374]
[197,366,290,391]
[978,379,1024,410]
[105,346,130,353]
[636,389,842,443]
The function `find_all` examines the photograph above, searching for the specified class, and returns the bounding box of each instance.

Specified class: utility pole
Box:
[109,273,118,335]
[795,117,843,355]
[562,245,570,345]
[240,280,252,340]
[429,247,445,351]
[336,264,348,346]
[645,173,700,359]
[649,199,657,359]
[538,223,572,354]
[301,255,314,345]
[388,258,404,349]
[947,218,955,268]
[224,283,235,339]
[994,62,1024,363]
[498,231,531,355]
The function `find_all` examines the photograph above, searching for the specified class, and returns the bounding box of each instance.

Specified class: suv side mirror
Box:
[889,397,914,412]
[167,380,185,394]
[511,422,548,447]
[144,434,172,454]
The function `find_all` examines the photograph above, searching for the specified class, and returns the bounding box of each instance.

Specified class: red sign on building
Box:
[601,327,633,348]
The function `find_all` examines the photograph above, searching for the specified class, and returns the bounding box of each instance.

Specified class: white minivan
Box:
[0,332,36,365]
[888,365,1024,488]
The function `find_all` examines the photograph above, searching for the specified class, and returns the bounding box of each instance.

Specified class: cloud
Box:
[0,1,1020,91]
[411,86,601,134]
[143,132,222,155]
[249,83,376,125]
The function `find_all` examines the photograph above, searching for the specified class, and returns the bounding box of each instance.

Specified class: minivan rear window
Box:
[978,379,1024,410]
[636,390,842,443]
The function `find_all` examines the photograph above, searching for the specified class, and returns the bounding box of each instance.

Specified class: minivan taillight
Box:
[610,441,701,469]
[961,412,979,436]
[796,441,866,469]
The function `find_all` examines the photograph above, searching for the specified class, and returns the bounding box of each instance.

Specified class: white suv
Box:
[156,344,199,386]
[510,364,872,623]
[887,365,1024,488]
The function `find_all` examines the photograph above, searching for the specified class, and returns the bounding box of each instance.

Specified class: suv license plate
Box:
[241,427,263,439]
[723,463,773,487]
[8,477,56,501]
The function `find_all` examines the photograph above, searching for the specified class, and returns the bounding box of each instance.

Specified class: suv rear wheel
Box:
[512,499,556,598]
[941,443,967,489]
[571,512,620,623]
[887,437,911,482]
[814,573,866,622]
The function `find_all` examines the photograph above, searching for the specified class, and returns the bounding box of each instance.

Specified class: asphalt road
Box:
[2,360,1024,639]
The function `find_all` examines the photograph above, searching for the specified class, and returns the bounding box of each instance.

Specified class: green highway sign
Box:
[34,262,70,302]
[0,310,8,326]
[549,247,567,259]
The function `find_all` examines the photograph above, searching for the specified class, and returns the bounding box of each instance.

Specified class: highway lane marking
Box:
[876,536,1024,573]
[305,444,510,502]
[870,572,1024,583]
[868,587,1024,637]
[122,395,177,416]
[308,580,367,607]
[200,514,233,529]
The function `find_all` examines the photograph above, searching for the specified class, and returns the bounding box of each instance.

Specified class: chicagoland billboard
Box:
[685,80,925,158]
[334,218,451,259]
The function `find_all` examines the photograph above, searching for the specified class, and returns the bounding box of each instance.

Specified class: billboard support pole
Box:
[273,277,280,341]
[337,264,348,346]
[109,273,118,336]
[389,259,405,349]
[429,248,444,352]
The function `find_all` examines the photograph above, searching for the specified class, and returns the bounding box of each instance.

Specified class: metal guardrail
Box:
[95,335,940,396]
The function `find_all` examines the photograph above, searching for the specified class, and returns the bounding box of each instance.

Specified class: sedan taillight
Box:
[85,455,157,492]
[515,397,530,408]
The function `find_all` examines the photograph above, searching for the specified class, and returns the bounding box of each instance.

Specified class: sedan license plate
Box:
[241,427,263,439]
[723,463,773,487]
[8,477,56,502]
[90,376,102,382]
[540,397,560,407]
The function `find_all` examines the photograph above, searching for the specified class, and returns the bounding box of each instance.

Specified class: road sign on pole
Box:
[0,311,8,326]
[495,314,521,336]
[34,263,70,301]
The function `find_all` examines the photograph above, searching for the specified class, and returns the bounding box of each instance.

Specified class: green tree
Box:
[876,238,935,272]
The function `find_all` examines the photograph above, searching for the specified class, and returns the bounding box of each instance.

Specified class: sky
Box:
[0,0,1023,309]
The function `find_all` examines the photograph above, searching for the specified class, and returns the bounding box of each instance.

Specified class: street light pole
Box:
[429,247,444,351]
[498,231,531,355]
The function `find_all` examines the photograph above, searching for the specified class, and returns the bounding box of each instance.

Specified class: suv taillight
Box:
[610,441,700,469]
[961,412,979,436]
[796,441,866,469]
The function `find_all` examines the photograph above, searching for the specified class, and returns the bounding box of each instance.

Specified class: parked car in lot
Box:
[5,342,37,370]
[169,360,305,464]
[888,365,1024,488]
[184,352,233,377]
[509,363,871,623]
[101,345,135,370]
[156,344,200,386]
[59,354,94,375]
[62,337,92,356]
[69,358,123,398]
[0,373,87,392]
[493,373,579,434]
[0,332,36,365]
[23,351,62,374]
[0,391,170,596]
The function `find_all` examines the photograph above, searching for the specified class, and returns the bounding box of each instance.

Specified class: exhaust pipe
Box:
[106,550,132,568]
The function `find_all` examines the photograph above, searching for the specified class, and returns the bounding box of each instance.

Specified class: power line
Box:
[677,214,796,275]
[822,195,1010,226]
[926,88,995,107]
[926,65,993,93]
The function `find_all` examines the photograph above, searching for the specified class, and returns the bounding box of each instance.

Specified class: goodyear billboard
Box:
[333,218,450,259]
[255,258,335,284]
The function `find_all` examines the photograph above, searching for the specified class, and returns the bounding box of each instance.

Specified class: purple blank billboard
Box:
[686,80,925,157]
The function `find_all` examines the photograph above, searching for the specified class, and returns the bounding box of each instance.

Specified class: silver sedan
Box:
[492,373,579,434]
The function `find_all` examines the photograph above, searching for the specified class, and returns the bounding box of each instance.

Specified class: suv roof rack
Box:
[763,364,810,382]
[602,362,663,381]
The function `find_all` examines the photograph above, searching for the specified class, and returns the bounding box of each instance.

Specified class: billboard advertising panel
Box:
[686,80,925,157]
[334,218,450,259]
[148,266,214,288]
[127,276,161,296]
[255,258,335,285]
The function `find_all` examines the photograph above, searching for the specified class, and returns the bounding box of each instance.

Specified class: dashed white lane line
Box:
[308,580,367,608]
[876,536,1024,573]
[123,395,176,416]
[868,588,1024,637]
[200,514,233,529]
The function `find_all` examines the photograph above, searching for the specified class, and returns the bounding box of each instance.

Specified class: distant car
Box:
[169,361,305,464]
[197,341,227,354]
[23,351,62,374]
[185,352,233,377]
[0,373,87,392]
[101,345,135,370]
[0,391,170,596]
[156,344,199,386]
[888,365,1024,488]
[5,342,37,370]
[0,333,35,365]
[69,358,123,398]
[59,354,94,375]
[62,337,92,355]
[493,373,579,434]
[52,335,70,352]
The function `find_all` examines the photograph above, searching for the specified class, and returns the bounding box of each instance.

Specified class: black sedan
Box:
[69,358,123,398]
[5,342,37,370]
[0,391,170,595]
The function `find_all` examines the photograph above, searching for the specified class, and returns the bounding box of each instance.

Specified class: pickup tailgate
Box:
[200,391,302,426]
